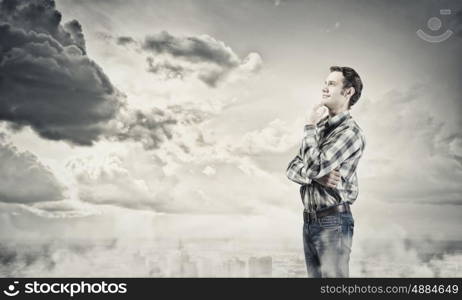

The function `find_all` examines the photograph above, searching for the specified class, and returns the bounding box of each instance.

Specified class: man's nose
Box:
[322,86,328,93]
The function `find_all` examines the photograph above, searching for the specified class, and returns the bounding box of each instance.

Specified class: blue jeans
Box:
[302,209,354,278]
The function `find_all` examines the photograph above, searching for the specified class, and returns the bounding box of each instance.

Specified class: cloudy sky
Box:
[1,0,462,276]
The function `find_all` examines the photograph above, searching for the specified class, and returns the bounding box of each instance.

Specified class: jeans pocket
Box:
[318,215,341,228]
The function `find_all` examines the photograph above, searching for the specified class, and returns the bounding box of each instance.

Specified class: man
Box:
[286,66,366,278]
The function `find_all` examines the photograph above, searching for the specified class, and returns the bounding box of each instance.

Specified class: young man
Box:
[286,66,366,278]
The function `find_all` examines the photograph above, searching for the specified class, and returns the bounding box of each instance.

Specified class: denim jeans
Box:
[302,209,354,278]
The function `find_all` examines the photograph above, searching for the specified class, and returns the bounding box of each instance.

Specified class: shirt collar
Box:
[327,110,351,128]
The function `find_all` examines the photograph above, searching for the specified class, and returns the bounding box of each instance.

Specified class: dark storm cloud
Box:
[0,140,65,204]
[113,108,178,150]
[142,30,240,67]
[0,0,86,54]
[0,0,124,145]
[116,36,135,46]
[111,105,212,150]
[146,56,187,80]
[139,30,262,87]
[63,19,86,53]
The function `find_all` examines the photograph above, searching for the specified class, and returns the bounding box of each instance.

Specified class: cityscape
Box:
[142,241,305,277]
[1,238,461,277]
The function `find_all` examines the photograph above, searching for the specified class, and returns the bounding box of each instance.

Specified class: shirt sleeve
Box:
[285,125,317,185]
[286,154,313,185]
[286,125,363,183]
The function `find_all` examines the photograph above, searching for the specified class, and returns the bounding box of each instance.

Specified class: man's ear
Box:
[346,87,355,99]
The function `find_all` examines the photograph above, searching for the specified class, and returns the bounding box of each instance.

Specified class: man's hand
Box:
[306,102,328,126]
[313,168,341,188]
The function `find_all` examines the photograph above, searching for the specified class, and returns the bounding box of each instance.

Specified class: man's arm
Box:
[286,117,328,185]
[287,125,363,183]
[286,154,313,185]
[286,125,318,185]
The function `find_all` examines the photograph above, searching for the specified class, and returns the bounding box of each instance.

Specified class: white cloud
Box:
[66,153,158,210]
[0,138,66,204]
[202,166,216,176]
[232,118,302,155]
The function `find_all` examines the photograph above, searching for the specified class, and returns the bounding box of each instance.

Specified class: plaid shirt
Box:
[286,110,366,212]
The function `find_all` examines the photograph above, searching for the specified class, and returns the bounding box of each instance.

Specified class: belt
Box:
[303,202,351,223]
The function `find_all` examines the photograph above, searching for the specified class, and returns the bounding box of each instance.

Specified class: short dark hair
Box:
[329,66,363,109]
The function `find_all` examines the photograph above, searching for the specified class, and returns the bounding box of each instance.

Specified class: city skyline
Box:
[1,237,460,277]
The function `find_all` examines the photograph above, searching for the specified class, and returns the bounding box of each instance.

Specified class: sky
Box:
[1,0,462,276]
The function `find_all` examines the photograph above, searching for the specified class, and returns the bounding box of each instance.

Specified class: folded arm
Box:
[286,125,363,184]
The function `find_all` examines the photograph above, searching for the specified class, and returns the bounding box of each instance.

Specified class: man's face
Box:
[322,71,348,109]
